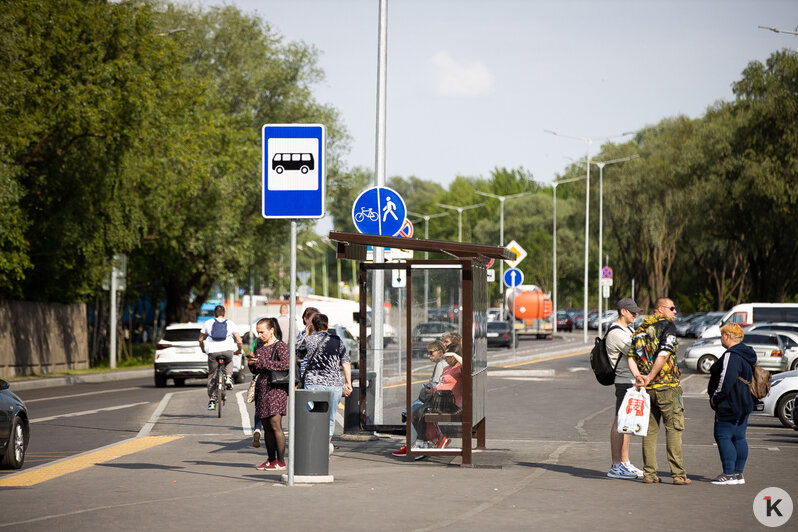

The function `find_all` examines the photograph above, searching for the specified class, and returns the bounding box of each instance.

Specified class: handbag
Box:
[428,389,460,414]
[418,383,434,403]
[246,375,257,403]
[616,386,651,436]
[266,342,299,386]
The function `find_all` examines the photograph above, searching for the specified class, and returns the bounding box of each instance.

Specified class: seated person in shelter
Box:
[424,346,463,450]
[392,340,447,456]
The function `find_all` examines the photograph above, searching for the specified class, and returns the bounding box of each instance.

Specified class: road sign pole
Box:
[511,273,517,361]
[288,220,297,486]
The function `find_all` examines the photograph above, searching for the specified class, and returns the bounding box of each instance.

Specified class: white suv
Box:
[153,323,245,387]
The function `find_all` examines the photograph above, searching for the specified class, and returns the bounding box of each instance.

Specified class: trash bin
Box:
[294,389,330,477]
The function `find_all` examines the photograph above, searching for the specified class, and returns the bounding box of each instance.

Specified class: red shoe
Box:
[392,445,407,456]
[436,436,450,449]
[271,460,286,470]
[255,460,271,470]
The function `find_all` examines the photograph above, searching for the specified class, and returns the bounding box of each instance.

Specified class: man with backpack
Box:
[627,297,690,485]
[199,305,243,411]
[605,298,645,479]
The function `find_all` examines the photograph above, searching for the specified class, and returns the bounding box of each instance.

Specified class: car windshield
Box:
[163,328,201,342]
[487,322,509,332]
[415,323,446,334]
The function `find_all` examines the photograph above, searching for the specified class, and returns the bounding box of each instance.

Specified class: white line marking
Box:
[489,369,555,377]
[137,393,173,437]
[568,367,589,372]
[32,402,149,424]
[25,387,141,403]
[236,390,252,435]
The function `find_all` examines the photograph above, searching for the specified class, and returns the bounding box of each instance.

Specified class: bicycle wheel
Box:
[217,369,224,418]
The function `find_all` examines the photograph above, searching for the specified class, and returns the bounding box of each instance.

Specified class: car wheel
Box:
[697,355,717,374]
[791,358,798,372]
[1,415,27,469]
[777,392,797,427]
[154,373,167,388]
[173,378,186,387]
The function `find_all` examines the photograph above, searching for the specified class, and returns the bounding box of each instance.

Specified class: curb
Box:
[7,368,153,391]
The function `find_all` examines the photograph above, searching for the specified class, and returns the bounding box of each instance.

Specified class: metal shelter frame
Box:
[328,231,514,466]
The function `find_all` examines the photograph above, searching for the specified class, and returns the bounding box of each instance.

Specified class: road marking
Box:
[0,436,182,487]
[24,387,141,403]
[495,350,589,368]
[137,393,173,437]
[31,402,149,423]
[490,369,555,377]
[236,390,251,436]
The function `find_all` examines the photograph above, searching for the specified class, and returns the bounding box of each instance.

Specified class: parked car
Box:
[153,322,246,387]
[556,310,573,332]
[330,324,358,361]
[411,321,457,357]
[757,369,798,427]
[487,307,502,322]
[701,302,798,339]
[686,311,725,338]
[487,320,518,348]
[684,332,788,374]
[675,313,705,337]
[589,310,618,330]
[0,379,29,469]
[574,310,597,330]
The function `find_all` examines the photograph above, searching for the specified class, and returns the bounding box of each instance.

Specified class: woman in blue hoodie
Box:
[707,323,758,485]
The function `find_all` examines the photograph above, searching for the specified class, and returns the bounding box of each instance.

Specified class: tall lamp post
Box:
[545,129,634,343]
[551,176,586,334]
[437,202,485,242]
[407,210,450,320]
[475,190,534,322]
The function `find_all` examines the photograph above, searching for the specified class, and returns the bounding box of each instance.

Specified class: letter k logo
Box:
[765,496,783,518]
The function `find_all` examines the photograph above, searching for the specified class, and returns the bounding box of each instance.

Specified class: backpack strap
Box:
[605,324,625,371]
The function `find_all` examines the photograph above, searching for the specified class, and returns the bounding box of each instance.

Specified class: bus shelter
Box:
[328,231,514,466]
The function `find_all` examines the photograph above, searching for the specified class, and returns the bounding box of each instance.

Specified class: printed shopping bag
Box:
[616,386,650,436]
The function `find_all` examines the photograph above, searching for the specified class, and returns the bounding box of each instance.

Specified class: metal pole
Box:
[109,264,117,369]
[583,140,591,344]
[552,184,557,334]
[458,209,463,242]
[511,273,517,360]
[372,0,388,423]
[288,220,297,486]
[597,162,605,336]
[499,199,505,319]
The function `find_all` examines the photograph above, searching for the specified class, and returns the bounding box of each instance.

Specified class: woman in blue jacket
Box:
[707,323,757,485]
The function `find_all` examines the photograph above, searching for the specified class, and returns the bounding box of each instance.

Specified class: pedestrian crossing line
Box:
[0,436,182,488]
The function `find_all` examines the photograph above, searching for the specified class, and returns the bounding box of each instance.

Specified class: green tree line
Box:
[1,0,796,343]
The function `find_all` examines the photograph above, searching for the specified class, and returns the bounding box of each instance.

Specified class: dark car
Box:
[0,379,30,469]
[556,310,573,332]
[487,321,517,348]
[411,321,457,357]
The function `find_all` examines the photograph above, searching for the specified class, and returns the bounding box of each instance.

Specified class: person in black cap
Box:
[605,297,644,479]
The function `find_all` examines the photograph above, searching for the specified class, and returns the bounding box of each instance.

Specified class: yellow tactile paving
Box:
[496,350,588,368]
[0,435,182,488]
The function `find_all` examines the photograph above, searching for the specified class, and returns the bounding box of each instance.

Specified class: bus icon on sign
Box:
[272,153,314,174]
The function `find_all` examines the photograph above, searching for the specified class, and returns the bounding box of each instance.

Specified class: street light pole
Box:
[545,129,634,343]
[475,190,534,321]
[437,203,485,242]
[551,176,586,335]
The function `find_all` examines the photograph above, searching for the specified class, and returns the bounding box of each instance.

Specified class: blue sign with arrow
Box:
[352,186,407,236]
[503,268,524,288]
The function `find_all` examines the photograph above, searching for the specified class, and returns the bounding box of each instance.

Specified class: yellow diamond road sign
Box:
[504,239,527,268]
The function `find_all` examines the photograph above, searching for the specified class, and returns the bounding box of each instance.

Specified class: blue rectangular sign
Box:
[262,124,326,218]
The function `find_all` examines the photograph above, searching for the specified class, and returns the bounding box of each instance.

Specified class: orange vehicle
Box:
[504,285,554,339]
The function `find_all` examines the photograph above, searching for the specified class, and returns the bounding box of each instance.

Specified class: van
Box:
[700,303,798,338]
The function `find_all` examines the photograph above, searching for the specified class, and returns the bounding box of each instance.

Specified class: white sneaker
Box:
[607,464,637,479]
[623,462,644,478]
[734,473,745,485]
[329,442,335,455]
[711,474,737,485]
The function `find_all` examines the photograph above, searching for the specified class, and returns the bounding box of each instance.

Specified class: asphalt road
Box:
[2,332,796,531]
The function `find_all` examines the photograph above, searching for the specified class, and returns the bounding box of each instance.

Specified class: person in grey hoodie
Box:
[707,323,757,485]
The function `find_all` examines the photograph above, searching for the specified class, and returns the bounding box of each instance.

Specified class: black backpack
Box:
[590,324,623,386]
[210,319,228,341]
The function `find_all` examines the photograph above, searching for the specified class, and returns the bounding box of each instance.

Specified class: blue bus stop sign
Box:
[262,124,326,218]
[503,268,524,288]
[352,186,407,236]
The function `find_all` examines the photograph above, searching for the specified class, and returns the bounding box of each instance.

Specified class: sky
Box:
[190,0,797,189]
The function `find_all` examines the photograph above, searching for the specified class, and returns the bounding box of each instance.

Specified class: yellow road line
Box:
[0,436,182,488]
[494,350,589,368]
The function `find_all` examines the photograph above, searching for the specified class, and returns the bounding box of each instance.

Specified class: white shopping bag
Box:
[616,386,650,437]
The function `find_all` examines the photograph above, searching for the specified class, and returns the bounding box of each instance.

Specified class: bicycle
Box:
[213,355,229,418]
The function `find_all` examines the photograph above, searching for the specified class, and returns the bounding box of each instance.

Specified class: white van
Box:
[700,303,798,338]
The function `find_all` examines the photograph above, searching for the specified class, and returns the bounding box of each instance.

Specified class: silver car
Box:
[756,369,798,427]
[683,332,788,374]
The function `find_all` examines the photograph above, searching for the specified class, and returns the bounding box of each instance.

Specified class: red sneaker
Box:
[392,445,408,456]
[255,460,271,470]
[436,436,450,449]
[272,460,286,470]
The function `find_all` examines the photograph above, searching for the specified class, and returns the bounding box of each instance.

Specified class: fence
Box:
[0,300,89,379]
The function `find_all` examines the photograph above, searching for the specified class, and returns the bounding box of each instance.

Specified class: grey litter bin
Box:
[294,389,330,476]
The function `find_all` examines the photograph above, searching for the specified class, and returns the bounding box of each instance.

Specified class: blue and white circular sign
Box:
[503,268,524,288]
[352,186,407,236]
